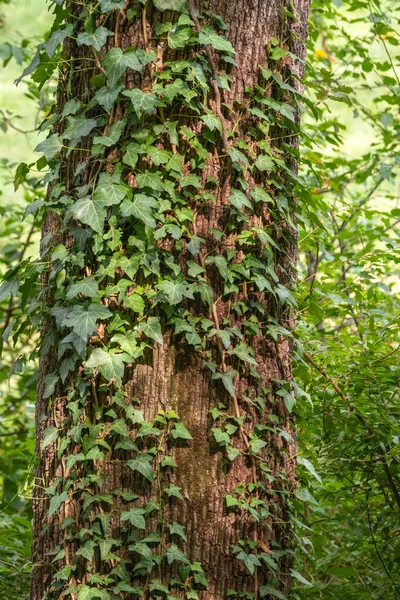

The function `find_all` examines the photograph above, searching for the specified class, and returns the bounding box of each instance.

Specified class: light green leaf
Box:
[127,453,155,482]
[157,280,186,305]
[139,316,163,345]
[120,194,158,227]
[123,143,139,168]
[70,196,106,234]
[103,48,142,87]
[229,189,253,210]
[100,0,125,12]
[42,426,59,450]
[77,27,113,52]
[251,186,274,203]
[249,438,266,454]
[125,293,145,314]
[63,116,97,140]
[168,26,193,49]
[290,569,313,587]
[95,83,124,113]
[212,427,230,446]
[123,88,159,117]
[228,343,258,366]
[85,348,128,381]
[111,331,143,358]
[168,522,187,541]
[212,369,238,398]
[297,456,322,484]
[166,544,190,565]
[153,0,187,11]
[93,175,127,205]
[66,278,99,299]
[136,170,164,191]
[64,304,112,341]
[260,586,287,599]
[121,507,146,529]
[45,24,74,58]
[35,134,63,160]
[48,491,68,517]
[109,419,129,436]
[199,27,234,54]
[93,119,125,147]
[77,586,93,600]
[171,422,193,440]
[147,146,170,165]
[254,155,275,172]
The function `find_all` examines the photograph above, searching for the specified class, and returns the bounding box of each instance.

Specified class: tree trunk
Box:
[31,1,309,599]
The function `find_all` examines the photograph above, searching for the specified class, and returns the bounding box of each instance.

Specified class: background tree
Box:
[23,1,310,599]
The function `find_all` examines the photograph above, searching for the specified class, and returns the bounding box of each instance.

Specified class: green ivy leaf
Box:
[123,88,159,117]
[127,453,155,482]
[70,196,106,234]
[93,119,125,147]
[147,146,171,165]
[165,483,183,499]
[249,438,266,454]
[229,189,253,210]
[168,26,193,49]
[42,426,59,450]
[139,316,163,345]
[212,369,238,398]
[76,27,113,52]
[111,331,143,358]
[123,143,139,168]
[212,427,230,446]
[125,293,145,314]
[166,544,190,565]
[157,280,186,305]
[168,522,187,541]
[64,304,112,341]
[254,155,275,172]
[100,0,125,12]
[120,194,158,227]
[251,186,274,203]
[48,491,68,517]
[85,348,128,381]
[103,48,142,87]
[95,83,124,113]
[35,134,63,160]
[153,0,187,11]
[259,586,287,600]
[93,173,127,205]
[171,422,193,440]
[199,27,235,54]
[63,116,98,140]
[109,419,129,437]
[45,24,74,58]
[121,507,146,529]
[228,343,258,366]
[66,278,99,299]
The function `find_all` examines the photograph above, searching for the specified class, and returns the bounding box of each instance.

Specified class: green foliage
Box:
[1,0,399,599]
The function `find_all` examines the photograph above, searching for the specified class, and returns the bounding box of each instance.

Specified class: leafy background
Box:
[0,0,399,598]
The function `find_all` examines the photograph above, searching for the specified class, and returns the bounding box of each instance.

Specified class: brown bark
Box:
[31,1,310,599]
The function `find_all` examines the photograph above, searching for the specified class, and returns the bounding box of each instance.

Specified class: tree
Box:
[27,1,310,599]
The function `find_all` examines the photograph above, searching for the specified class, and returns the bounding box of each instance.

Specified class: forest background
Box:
[0,0,399,598]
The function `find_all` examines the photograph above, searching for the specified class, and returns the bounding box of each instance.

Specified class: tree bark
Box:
[31,1,309,599]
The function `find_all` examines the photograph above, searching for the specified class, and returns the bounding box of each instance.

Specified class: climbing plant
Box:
[0,0,311,599]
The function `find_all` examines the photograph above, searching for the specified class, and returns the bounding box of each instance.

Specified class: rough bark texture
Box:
[31,1,309,599]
